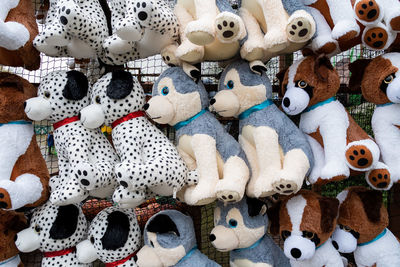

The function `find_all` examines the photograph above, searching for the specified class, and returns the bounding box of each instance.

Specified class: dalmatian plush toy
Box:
[145,67,250,206]
[80,70,188,208]
[210,60,314,197]
[77,207,141,266]
[24,70,120,206]
[15,201,91,267]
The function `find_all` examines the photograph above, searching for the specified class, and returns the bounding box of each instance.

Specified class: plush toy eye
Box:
[44,91,51,98]
[161,86,169,96]
[303,231,315,240]
[226,80,234,89]
[384,74,395,84]
[95,96,101,104]
[34,225,42,233]
[297,80,308,88]
[90,236,95,244]
[281,230,291,240]
[228,219,238,228]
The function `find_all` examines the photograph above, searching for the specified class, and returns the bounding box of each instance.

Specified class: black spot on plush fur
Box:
[246,197,266,217]
[101,211,130,250]
[147,214,180,237]
[357,190,383,223]
[63,71,89,100]
[106,71,133,100]
[49,205,79,239]
[319,197,339,233]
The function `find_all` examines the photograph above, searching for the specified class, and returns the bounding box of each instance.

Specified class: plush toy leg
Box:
[0,174,43,210]
[112,186,146,208]
[239,8,265,61]
[215,156,249,203]
[286,10,316,43]
[89,184,116,199]
[103,36,136,55]
[116,18,143,42]
[306,135,325,184]
[325,0,360,41]
[362,23,396,50]
[73,161,117,191]
[353,0,383,26]
[42,23,71,47]
[0,21,30,50]
[214,12,246,43]
[345,139,380,171]
[33,34,69,57]
[185,0,217,46]
[365,162,392,190]
[309,8,338,55]
[161,44,182,66]
[51,178,89,206]
[67,38,96,59]
[383,0,400,31]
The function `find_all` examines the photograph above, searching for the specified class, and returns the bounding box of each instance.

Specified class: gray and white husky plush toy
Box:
[137,209,220,267]
[210,197,290,267]
[145,67,250,206]
[210,60,313,198]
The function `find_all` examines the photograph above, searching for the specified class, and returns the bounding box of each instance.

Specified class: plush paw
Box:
[186,20,215,46]
[286,16,314,43]
[363,26,389,50]
[366,167,392,190]
[59,1,79,27]
[215,12,245,43]
[186,170,199,186]
[390,16,400,31]
[320,162,349,180]
[311,34,338,54]
[264,30,288,52]
[175,40,204,63]
[103,36,134,54]
[354,0,381,24]
[161,45,181,66]
[182,185,216,206]
[113,186,146,208]
[73,163,97,190]
[345,145,373,170]
[133,1,153,26]
[0,21,30,50]
[116,18,143,42]
[240,40,265,61]
[272,180,298,195]
[0,188,12,209]
[216,191,241,203]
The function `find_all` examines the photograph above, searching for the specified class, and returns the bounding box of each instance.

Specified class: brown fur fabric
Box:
[0,209,27,262]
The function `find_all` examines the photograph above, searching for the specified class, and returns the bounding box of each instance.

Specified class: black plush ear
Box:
[348,59,372,91]
[246,197,267,217]
[315,56,334,82]
[49,205,79,240]
[267,201,281,235]
[101,211,130,250]
[182,63,201,82]
[62,70,89,100]
[249,60,267,76]
[357,190,383,223]
[106,70,133,99]
[147,214,180,236]
[319,197,339,233]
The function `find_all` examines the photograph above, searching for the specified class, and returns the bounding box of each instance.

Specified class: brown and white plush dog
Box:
[332,186,400,267]
[278,55,388,187]
[269,190,343,267]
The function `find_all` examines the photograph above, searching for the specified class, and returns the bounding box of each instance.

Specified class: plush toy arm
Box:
[239,8,265,61]
[309,7,337,54]
[72,161,118,191]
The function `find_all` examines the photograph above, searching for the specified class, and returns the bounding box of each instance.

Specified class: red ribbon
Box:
[53,116,80,130]
[111,111,145,129]
[105,251,138,267]
[43,247,75,258]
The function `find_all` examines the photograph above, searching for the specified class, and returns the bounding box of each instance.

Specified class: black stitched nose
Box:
[23,102,27,109]
[210,98,216,105]
[332,240,339,250]
[283,97,291,108]
[209,234,216,242]
[291,248,302,259]
[138,11,147,21]
[143,103,149,110]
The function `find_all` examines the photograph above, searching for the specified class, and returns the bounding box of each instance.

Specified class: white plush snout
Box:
[15,228,40,253]
[80,104,105,129]
[24,97,52,121]
[284,235,316,261]
[386,73,400,103]
[211,90,240,117]
[210,225,239,252]
[136,245,163,267]
[282,87,310,115]
[331,227,357,253]
[145,96,175,124]
[76,239,98,263]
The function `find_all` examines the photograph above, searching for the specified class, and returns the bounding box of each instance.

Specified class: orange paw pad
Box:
[346,145,373,170]
[355,0,380,22]
[363,27,388,49]
[368,168,391,189]
[0,189,12,209]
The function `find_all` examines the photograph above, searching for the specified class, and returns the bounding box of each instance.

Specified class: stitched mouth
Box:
[286,107,297,113]
[25,108,31,113]
[215,110,228,113]
[150,116,161,120]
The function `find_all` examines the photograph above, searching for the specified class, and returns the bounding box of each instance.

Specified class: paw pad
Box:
[363,27,388,49]
[287,16,313,43]
[0,189,12,209]
[134,2,151,23]
[346,145,373,170]
[273,182,296,195]
[355,0,380,22]
[215,14,242,42]
[217,191,240,203]
[368,168,391,189]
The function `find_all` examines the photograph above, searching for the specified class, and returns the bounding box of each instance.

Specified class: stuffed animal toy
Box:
[0,210,27,267]
[0,73,49,211]
[0,0,40,70]
[210,197,290,266]
[79,70,188,208]
[76,207,141,266]
[348,52,400,189]
[173,0,246,64]
[24,70,119,206]
[210,60,314,197]
[269,190,343,267]
[136,209,220,267]
[278,55,389,187]
[331,186,400,266]
[15,201,90,267]
[145,67,250,206]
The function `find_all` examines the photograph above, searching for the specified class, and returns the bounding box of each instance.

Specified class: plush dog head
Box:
[0,210,27,261]
[15,201,87,253]
[24,70,89,123]
[210,197,268,252]
[76,207,141,264]
[210,60,271,117]
[145,67,209,125]
[349,52,400,105]
[331,186,388,253]
[80,70,145,129]
[278,55,340,115]
[270,190,339,261]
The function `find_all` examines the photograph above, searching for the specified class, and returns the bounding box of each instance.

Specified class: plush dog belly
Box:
[231,259,273,267]
[136,29,175,58]
[241,0,267,32]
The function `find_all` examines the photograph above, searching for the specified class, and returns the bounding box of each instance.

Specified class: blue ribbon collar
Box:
[0,120,32,127]
[0,255,18,266]
[358,228,387,247]
[233,236,264,252]
[377,102,394,108]
[239,99,274,120]
[304,97,336,113]
[174,110,206,131]
[178,246,198,264]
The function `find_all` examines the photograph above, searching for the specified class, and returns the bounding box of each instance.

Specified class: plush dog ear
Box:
[249,60,267,76]
[147,214,180,236]
[5,213,27,232]
[0,73,38,99]
[315,56,334,82]
[246,197,267,217]
[101,211,130,250]
[348,59,372,91]
[357,190,382,223]
[182,62,201,82]
[276,68,288,97]
[49,205,79,240]
[106,70,133,99]
[267,201,281,235]
[319,197,339,233]
[63,70,89,100]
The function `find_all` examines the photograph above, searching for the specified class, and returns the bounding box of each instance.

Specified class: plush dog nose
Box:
[291,248,302,259]
[332,240,339,250]
[143,103,149,110]
[23,101,27,109]
[283,97,291,108]
[209,234,216,242]
[210,98,216,105]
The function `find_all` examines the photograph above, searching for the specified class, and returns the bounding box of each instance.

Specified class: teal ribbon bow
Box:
[178,246,198,264]
[233,236,264,252]
[239,99,274,120]
[174,110,206,131]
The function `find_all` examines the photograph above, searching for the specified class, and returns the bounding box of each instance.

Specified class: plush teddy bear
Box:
[76,207,141,266]
[269,190,343,267]
[79,70,188,208]
[278,55,390,188]
[210,197,290,266]
[210,60,314,197]
[15,201,91,267]
[0,210,27,267]
[332,186,400,266]
[0,0,40,70]
[145,67,250,206]
[137,209,220,267]
[0,73,49,211]
[348,52,400,189]
[24,70,120,206]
